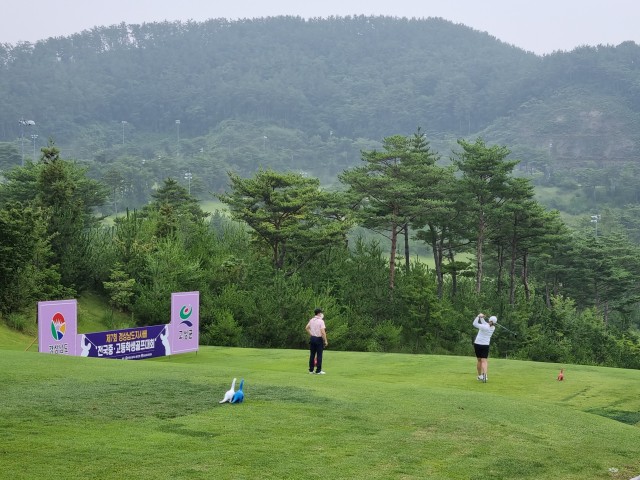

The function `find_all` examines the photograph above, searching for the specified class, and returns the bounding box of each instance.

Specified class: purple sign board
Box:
[169,291,199,354]
[37,292,199,359]
[38,299,78,356]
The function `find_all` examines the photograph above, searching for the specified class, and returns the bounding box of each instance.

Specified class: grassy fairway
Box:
[1,333,639,479]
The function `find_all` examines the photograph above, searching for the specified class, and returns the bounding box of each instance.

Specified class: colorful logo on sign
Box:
[179,305,193,326]
[50,312,66,340]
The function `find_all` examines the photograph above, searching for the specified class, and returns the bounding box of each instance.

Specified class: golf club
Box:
[496,323,518,336]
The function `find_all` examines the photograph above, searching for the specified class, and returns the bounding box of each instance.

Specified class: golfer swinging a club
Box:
[472,313,497,383]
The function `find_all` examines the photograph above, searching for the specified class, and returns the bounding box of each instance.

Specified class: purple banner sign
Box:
[38,291,199,359]
[169,291,199,354]
[78,325,169,360]
[38,300,78,356]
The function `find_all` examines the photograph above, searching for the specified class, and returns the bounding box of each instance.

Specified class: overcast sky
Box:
[2,0,638,55]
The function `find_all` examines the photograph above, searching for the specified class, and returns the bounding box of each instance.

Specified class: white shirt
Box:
[473,316,495,345]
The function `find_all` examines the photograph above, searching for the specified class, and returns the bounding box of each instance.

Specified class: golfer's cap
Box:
[488,316,498,324]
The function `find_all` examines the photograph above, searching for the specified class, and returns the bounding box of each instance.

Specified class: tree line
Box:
[3,15,640,254]
[1,134,640,369]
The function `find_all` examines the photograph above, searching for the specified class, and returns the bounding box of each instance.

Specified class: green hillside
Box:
[0,322,35,351]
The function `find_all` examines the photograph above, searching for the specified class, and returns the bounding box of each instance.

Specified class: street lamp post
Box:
[175,120,181,158]
[184,170,192,195]
[263,135,268,151]
[18,118,35,166]
[31,134,38,160]
[590,214,601,237]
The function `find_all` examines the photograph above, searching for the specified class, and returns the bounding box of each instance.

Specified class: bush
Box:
[202,308,242,346]
[5,312,34,334]
[369,321,402,352]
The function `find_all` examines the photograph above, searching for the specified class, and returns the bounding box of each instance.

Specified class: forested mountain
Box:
[1,15,639,206]
[3,17,640,367]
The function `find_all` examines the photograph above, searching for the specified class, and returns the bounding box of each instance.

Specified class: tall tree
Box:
[35,141,108,290]
[142,178,209,238]
[217,169,351,271]
[102,167,125,216]
[489,178,567,304]
[414,170,468,298]
[340,132,442,290]
[0,202,69,312]
[0,143,21,171]
[560,231,640,325]
[453,138,518,293]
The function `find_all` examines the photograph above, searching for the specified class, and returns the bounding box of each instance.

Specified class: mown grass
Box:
[1,331,639,479]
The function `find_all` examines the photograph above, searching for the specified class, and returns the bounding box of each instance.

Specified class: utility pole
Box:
[31,134,38,160]
[590,214,601,237]
[18,118,35,166]
[176,120,181,158]
[184,171,192,195]
[121,120,127,145]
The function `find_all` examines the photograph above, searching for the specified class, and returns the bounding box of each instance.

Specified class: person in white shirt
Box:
[305,308,328,374]
[472,313,497,382]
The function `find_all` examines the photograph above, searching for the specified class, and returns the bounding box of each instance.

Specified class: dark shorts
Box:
[473,343,490,359]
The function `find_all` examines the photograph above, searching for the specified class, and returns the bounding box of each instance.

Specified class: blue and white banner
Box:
[79,324,168,360]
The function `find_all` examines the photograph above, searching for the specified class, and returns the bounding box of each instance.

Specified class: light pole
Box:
[18,118,35,166]
[121,121,127,145]
[175,120,181,158]
[31,134,38,160]
[184,170,192,195]
[263,135,268,151]
[590,214,601,237]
